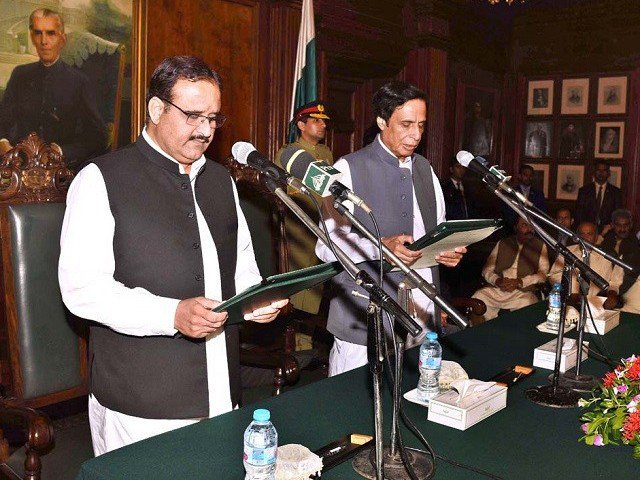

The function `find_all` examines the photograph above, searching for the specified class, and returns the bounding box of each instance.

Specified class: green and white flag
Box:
[288,0,317,142]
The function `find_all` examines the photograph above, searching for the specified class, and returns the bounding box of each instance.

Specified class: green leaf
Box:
[634,445,640,460]
[585,434,595,446]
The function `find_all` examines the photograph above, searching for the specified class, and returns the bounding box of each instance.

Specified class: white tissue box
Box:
[584,310,620,335]
[427,384,507,431]
[533,339,588,372]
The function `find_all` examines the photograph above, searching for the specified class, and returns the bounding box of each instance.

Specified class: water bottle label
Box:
[419,352,441,369]
[549,294,561,309]
[244,446,277,466]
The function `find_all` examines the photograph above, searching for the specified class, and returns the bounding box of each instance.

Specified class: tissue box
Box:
[533,339,588,372]
[427,384,507,431]
[584,310,620,335]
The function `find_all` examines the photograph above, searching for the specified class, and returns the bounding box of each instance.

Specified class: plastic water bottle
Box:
[417,332,442,403]
[546,283,562,331]
[243,408,278,480]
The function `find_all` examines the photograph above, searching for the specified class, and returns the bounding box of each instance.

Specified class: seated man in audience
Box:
[548,221,622,309]
[600,209,640,313]
[472,216,549,321]
[549,207,575,265]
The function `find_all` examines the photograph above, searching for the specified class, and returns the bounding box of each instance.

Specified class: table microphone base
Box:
[353,446,434,479]
[551,372,599,393]
[526,384,581,408]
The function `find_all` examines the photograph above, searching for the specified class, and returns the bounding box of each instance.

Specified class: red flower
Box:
[603,371,617,388]
[622,411,640,441]
[626,361,640,381]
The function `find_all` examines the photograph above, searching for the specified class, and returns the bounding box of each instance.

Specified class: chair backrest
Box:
[221,156,289,279]
[61,31,125,150]
[0,134,85,408]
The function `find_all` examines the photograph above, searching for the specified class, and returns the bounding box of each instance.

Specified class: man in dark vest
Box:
[472,216,549,321]
[59,56,288,455]
[316,81,465,376]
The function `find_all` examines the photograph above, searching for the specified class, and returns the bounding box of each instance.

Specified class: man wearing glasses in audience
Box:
[59,56,288,455]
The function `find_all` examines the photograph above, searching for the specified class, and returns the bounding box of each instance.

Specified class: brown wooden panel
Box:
[145,0,260,162]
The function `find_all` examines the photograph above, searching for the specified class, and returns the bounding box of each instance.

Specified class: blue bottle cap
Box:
[553,283,561,288]
[426,332,438,340]
[253,409,270,422]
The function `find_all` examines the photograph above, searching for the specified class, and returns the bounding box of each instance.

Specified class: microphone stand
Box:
[331,200,465,479]
[480,181,598,407]
[259,176,420,480]
[332,201,468,330]
[495,185,635,393]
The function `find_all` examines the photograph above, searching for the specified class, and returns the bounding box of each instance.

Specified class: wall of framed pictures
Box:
[518,73,630,209]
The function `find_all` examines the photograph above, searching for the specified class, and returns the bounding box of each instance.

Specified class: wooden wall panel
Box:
[145,0,260,162]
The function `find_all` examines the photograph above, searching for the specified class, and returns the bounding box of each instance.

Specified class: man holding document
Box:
[59,56,287,455]
[316,81,466,376]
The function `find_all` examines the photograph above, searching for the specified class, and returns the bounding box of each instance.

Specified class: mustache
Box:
[190,134,212,142]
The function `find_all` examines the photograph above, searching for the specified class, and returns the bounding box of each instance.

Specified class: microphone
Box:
[456,150,531,206]
[283,149,372,213]
[231,142,307,193]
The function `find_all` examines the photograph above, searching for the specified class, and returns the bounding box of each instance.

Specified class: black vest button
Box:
[401,212,408,217]
[188,212,195,218]
[401,175,407,181]
[192,242,200,249]
[181,183,189,190]
[195,274,203,281]
[401,194,407,200]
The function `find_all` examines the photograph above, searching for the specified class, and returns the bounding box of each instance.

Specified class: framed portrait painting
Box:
[527,80,554,115]
[561,78,589,115]
[597,76,627,114]
[528,163,550,198]
[595,121,624,159]
[558,119,588,160]
[524,121,553,158]
[556,164,584,201]
[609,166,622,189]
[0,1,145,149]
[455,83,499,159]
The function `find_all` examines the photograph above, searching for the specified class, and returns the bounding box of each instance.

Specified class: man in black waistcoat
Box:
[0,8,107,170]
[59,56,287,455]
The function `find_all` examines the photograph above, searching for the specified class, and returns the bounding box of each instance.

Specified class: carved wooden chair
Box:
[0,134,90,480]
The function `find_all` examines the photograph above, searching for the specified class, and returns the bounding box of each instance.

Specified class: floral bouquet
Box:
[579,354,640,459]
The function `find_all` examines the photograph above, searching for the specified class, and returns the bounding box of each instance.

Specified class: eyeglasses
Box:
[159,97,226,128]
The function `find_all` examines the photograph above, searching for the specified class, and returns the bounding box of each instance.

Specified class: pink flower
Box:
[616,384,629,394]
[593,435,604,446]
[581,423,589,433]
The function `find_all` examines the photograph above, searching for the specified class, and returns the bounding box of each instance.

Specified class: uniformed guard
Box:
[275,101,333,314]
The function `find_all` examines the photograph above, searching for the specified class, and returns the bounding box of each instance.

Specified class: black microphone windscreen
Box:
[280,146,317,179]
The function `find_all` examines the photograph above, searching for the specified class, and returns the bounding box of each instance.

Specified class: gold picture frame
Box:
[527,80,554,115]
[595,121,624,159]
[597,76,627,115]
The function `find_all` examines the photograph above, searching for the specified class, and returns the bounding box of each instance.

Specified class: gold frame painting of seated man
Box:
[0,1,137,170]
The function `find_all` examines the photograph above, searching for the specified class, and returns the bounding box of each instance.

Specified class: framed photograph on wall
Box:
[455,83,499,159]
[527,80,554,115]
[556,164,584,200]
[561,78,589,114]
[528,163,550,198]
[524,121,553,158]
[559,119,588,159]
[609,166,622,189]
[595,121,624,158]
[597,76,627,114]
